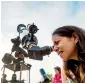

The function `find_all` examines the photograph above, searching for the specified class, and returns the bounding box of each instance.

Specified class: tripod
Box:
[1,65,8,83]
[19,61,32,83]
[1,60,32,83]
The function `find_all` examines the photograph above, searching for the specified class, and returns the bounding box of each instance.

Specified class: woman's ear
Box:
[72,32,79,44]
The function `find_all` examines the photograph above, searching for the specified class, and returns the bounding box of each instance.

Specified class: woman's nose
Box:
[53,46,59,52]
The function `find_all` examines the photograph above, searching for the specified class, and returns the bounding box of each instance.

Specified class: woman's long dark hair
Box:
[52,26,85,83]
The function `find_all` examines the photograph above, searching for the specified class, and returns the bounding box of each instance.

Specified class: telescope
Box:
[2,23,53,64]
[1,23,53,83]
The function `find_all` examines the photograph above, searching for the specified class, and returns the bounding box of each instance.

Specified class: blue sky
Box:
[67,1,79,15]
[1,1,85,83]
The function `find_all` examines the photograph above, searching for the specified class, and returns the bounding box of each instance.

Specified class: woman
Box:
[52,26,85,83]
[52,66,62,83]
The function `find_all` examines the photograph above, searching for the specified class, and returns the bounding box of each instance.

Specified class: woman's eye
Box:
[55,41,60,45]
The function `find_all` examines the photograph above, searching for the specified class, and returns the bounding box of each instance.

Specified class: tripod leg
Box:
[29,68,30,83]
[20,62,22,81]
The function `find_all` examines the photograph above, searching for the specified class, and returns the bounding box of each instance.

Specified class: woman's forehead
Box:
[52,34,63,40]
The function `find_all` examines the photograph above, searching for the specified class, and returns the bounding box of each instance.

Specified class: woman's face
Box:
[52,34,78,61]
[54,69,59,74]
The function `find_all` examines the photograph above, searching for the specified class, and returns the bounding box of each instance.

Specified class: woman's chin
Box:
[62,58,68,62]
